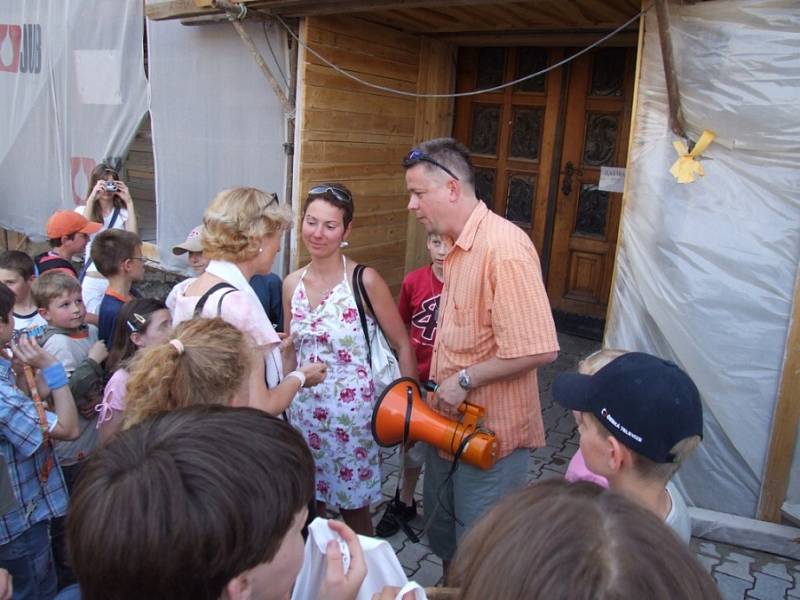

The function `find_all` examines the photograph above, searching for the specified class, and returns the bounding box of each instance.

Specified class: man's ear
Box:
[446,178,460,203]
[222,571,252,600]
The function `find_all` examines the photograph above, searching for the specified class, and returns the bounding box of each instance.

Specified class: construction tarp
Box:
[605,0,800,518]
[0,1,147,238]
[147,16,289,274]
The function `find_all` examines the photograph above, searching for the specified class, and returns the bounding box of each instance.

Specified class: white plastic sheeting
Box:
[605,1,800,518]
[0,1,147,239]
[147,18,289,274]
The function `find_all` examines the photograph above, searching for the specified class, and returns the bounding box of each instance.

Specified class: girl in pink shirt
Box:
[95,299,171,443]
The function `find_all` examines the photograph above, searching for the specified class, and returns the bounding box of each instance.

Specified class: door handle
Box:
[561,161,583,196]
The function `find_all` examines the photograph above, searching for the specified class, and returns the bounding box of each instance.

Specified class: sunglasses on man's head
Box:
[308,185,352,204]
[403,149,460,181]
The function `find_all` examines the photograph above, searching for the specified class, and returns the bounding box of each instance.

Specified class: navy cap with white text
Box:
[553,352,703,464]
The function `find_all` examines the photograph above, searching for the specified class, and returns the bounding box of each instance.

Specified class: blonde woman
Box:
[167,188,326,416]
[283,183,416,536]
[123,318,254,428]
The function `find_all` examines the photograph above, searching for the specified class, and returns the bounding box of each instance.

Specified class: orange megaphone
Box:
[372,378,498,470]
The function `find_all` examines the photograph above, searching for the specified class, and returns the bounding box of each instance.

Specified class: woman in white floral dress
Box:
[283,183,416,536]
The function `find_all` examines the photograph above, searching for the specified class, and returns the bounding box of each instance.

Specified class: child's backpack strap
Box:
[193,282,238,317]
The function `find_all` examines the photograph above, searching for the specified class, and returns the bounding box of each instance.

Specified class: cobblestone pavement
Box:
[367,333,800,599]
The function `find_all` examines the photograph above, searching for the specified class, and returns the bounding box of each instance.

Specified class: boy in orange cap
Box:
[34,211,102,278]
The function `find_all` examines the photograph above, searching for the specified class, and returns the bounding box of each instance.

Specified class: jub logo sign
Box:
[0,24,42,74]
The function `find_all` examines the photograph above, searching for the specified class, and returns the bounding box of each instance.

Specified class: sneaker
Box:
[375,499,417,538]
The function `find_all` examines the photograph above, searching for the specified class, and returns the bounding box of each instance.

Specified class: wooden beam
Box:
[146,0,218,20]
[432,29,639,47]
[758,263,800,522]
[256,0,526,17]
[654,0,685,137]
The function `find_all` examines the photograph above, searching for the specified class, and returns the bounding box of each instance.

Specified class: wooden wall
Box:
[293,15,455,293]
[125,113,157,244]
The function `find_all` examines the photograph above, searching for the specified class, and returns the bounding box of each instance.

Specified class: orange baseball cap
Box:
[46,210,102,239]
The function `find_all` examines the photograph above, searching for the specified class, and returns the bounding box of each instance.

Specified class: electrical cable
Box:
[274,9,647,99]
[262,19,290,89]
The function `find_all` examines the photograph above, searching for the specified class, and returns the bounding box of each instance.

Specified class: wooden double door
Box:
[453,45,636,331]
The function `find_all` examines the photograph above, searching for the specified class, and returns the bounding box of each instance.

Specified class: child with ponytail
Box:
[123,318,255,428]
[96,298,171,443]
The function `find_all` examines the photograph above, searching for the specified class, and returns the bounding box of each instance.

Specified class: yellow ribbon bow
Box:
[669,129,716,184]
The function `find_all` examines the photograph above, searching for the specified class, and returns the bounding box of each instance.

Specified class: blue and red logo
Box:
[0,24,41,74]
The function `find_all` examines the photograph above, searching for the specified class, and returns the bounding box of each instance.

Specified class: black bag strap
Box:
[193,282,237,317]
[352,264,372,367]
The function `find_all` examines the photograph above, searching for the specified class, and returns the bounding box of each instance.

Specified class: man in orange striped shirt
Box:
[403,138,559,571]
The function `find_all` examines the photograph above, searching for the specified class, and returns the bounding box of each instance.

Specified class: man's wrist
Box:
[457,368,472,390]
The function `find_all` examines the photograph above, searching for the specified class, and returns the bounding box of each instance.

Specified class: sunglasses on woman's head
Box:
[308,185,352,204]
[403,149,460,181]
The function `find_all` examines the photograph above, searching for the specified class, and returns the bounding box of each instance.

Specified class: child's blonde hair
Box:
[577,348,627,375]
[123,318,252,428]
[31,271,82,309]
[579,348,699,482]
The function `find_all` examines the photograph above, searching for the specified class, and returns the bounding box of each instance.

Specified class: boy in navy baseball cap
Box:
[553,352,703,543]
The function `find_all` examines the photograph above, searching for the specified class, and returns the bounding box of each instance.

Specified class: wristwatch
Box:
[458,368,472,390]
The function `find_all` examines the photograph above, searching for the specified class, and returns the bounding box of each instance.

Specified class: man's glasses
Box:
[308,185,352,204]
[403,149,460,181]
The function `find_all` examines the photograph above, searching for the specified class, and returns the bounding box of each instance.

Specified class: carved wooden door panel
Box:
[452,47,566,256]
[547,47,635,320]
[453,46,635,328]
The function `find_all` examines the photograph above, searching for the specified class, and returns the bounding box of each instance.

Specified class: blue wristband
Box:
[42,363,68,389]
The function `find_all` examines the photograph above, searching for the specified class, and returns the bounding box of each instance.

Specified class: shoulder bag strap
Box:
[107,206,121,230]
[352,264,372,366]
[193,282,237,317]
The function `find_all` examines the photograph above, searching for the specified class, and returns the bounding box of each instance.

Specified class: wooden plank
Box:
[405,36,456,272]
[306,28,417,67]
[304,108,414,137]
[305,130,414,146]
[303,85,415,115]
[603,4,645,339]
[260,0,525,17]
[305,41,418,83]
[757,264,800,522]
[300,141,412,165]
[304,63,417,96]
[146,0,216,20]
[436,30,639,47]
[309,15,419,53]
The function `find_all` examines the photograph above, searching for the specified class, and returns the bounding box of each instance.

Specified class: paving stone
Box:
[787,584,800,598]
[695,552,722,573]
[747,572,792,599]
[716,553,756,583]
[413,558,444,587]
[713,572,754,599]
[696,540,722,558]
[396,538,432,567]
[757,560,793,582]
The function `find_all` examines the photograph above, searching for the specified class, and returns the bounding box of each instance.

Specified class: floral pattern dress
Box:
[290,261,382,509]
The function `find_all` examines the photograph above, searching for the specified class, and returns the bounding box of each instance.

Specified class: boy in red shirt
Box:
[376,233,450,537]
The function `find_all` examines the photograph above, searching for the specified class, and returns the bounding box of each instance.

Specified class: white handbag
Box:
[353,265,402,396]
